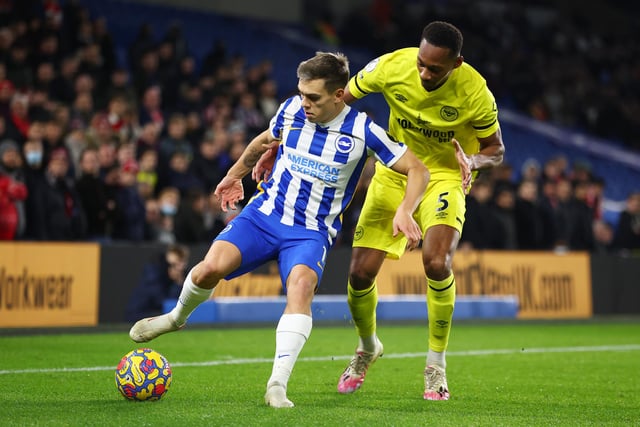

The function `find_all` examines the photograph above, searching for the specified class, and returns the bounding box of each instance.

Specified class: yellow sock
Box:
[348,280,378,339]
[426,274,455,353]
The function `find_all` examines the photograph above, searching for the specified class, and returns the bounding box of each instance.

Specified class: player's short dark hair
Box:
[421,21,463,57]
[297,51,350,93]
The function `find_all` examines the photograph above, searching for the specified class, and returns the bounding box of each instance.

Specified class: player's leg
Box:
[339,172,408,393]
[337,247,386,394]
[419,181,465,400]
[265,234,324,408]
[130,212,273,343]
[422,223,459,400]
[129,239,241,342]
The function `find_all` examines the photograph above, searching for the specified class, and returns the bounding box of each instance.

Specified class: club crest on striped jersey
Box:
[335,135,355,154]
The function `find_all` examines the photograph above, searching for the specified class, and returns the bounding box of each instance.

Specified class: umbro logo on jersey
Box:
[416,114,430,125]
[394,93,408,103]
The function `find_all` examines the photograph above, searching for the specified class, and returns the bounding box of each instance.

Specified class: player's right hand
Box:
[214,176,244,212]
[392,210,423,251]
[452,138,472,194]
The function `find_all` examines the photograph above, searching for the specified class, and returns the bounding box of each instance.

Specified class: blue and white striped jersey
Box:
[248,95,408,244]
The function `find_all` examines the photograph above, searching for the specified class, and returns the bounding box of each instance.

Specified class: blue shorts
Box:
[214,206,330,292]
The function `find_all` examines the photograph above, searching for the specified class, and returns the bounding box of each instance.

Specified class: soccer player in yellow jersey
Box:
[336,21,505,400]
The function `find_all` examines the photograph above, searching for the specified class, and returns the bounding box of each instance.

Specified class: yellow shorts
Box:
[353,172,466,259]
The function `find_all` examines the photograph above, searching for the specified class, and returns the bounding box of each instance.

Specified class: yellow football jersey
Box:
[349,47,500,181]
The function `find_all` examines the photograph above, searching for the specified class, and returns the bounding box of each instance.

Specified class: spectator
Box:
[612,192,640,252]
[26,147,86,240]
[514,179,545,249]
[158,150,203,197]
[0,139,27,239]
[0,78,16,120]
[174,187,212,244]
[50,55,79,104]
[257,78,279,121]
[234,91,266,139]
[155,186,180,244]
[554,178,594,251]
[69,91,94,131]
[491,182,518,250]
[191,131,231,193]
[143,197,162,241]
[104,67,137,114]
[158,112,192,169]
[459,177,502,250]
[21,138,45,240]
[593,219,614,254]
[136,148,158,200]
[75,147,116,241]
[134,121,161,158]
[138,84,164,128]
[112,159,145,241]
[6,93,30,143]
[97,138,118,182]
[125,243,189,322]
[184,109,205,147]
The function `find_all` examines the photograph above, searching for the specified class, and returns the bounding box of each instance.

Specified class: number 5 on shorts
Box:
[436,192,449,212]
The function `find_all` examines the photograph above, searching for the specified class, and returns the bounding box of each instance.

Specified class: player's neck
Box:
[317,102,346,126]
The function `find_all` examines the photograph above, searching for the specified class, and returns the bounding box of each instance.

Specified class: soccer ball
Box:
[115,348,172,401]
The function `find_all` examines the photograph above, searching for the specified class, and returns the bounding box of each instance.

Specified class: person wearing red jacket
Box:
[0,139,27,239]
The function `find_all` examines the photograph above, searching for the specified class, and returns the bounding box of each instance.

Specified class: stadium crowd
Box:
[0,0,638,254]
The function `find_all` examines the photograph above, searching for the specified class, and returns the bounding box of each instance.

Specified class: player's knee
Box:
[423,256,451,280]
[349,270,375,290]
[286,278,316,308]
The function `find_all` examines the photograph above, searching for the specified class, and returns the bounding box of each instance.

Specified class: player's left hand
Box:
[453,138,472,194]
[392,211,422,250]
[214,176,244,212]
[252,142,278,182]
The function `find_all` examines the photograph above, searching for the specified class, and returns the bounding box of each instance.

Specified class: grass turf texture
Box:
[1,321,638,426]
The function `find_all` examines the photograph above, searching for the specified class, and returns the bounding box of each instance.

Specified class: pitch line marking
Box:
[0,344,638,375]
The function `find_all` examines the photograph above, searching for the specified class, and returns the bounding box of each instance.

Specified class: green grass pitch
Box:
[1,320,639,426]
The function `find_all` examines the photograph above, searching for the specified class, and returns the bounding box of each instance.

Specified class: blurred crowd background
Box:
[0,0,638,255]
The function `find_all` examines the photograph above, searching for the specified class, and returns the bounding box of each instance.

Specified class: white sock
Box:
[170,268,214,325]
[358,334,379,353]
[267,314,313,388]
[427,349,446,369]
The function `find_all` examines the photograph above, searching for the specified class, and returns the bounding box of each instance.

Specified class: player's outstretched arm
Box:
[215,130,279,211]
[389,150,430,250]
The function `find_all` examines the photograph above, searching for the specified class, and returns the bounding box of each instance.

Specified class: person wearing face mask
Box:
[26,147,87,240]
[153,186,180,244]
[0,139,27,240]
[21,139,45,240]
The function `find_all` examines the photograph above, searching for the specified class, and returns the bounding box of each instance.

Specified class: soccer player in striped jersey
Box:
[129,52,429,408]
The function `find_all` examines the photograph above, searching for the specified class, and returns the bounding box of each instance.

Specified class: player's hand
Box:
[453,138,472,194]
[214,176,244,212]
[392,210,423,251]
[252,142,278,182]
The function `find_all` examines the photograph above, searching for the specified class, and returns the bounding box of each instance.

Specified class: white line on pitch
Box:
[0,344,638,375]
